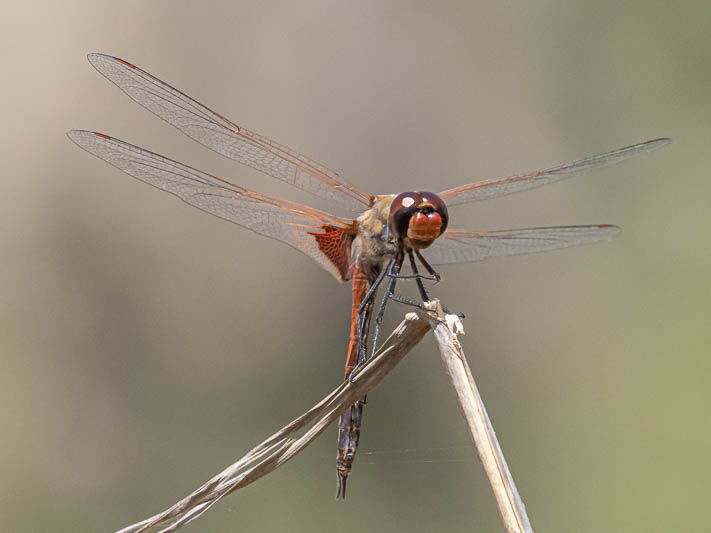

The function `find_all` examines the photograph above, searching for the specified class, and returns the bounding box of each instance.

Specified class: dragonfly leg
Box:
[351,303,372,383]
[371,253,404,357]
[385,272,439,282]
[413,250,464,318]
[408,250,431,302]
[415,249,441,283]
[389,293,428,310]
[350,262,391,381]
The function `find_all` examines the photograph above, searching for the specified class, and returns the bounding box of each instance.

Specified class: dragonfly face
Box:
[389,191,449,250]
[68,53,669,500]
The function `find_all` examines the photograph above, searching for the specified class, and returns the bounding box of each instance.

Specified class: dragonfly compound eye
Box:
[389,191,449,247]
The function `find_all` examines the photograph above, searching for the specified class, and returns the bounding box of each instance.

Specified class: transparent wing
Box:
[67,130,356,281]
[422,225,620,265]
[438,138,670,206]
[87,53,373,213]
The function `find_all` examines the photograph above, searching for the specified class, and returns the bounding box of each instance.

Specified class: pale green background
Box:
[1,1,708,532]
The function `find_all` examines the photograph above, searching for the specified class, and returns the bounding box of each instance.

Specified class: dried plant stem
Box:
[116,312,431,533]
[116,300,534,533]
[422,301,534,533]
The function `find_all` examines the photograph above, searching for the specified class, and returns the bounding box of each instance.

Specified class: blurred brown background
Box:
[1,1,708,531]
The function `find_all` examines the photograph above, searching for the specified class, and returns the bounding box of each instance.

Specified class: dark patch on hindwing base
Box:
[309,225,354,281]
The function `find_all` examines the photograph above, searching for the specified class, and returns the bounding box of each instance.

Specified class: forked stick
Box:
[116,300,533,533]
[423,300,534,533]
[116,312,431,533]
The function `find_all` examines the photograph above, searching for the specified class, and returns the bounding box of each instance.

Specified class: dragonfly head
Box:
[389,191,449,249]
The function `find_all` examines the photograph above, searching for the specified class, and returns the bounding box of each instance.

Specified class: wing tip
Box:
[66,128,99,137]
[88,52,136,71]
[598,224,622,239]
[66,129,86,143]
[644,137,672,149]
[87,52,110,64]
[67,130,114,150]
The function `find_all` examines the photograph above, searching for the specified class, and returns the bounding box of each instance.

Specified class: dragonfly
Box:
[68,53,669,499]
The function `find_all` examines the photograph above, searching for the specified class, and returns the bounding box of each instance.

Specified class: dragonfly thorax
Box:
[352,195,398,267]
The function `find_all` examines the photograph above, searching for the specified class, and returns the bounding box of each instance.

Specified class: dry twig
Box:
[423,300,533,533]
[116,312,431,533]
[116,300,534,533]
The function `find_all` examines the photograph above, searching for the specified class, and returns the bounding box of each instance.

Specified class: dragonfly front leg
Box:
[384,271,439,282]
[415,249,441,283]
[413,250,464,318]
[408,250,432,302]
[389,293,428,310]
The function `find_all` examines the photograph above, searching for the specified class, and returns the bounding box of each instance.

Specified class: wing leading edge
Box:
[87,53,373,213]
[423,225,620,265]
[439,138,670,206]
[67,130,356,281]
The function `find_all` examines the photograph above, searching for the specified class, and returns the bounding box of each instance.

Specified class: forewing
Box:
[87,53,373,212]
[422,225,620,265]
[67,130,355,281]
[439,138,670,206]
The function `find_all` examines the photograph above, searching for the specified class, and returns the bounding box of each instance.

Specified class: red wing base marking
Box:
[308,225,355,282]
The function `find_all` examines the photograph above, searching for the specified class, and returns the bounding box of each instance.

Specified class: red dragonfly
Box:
[68,54,669,499]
